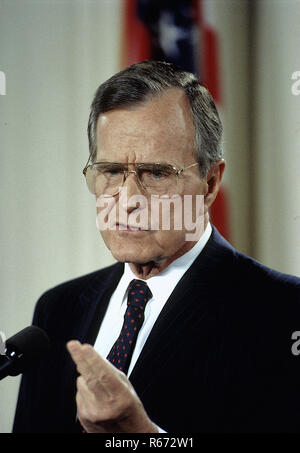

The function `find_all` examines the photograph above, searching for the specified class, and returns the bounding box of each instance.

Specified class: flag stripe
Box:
[122,0,151,67]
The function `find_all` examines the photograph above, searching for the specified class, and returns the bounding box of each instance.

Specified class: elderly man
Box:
[13,61,300,433]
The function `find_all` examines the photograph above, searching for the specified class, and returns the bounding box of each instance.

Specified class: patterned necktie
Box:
[106,279,152,375]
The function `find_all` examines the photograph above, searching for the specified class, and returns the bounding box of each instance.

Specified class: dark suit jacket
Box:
[13,227,300,432]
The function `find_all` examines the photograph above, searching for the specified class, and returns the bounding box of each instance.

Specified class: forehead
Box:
[95,88,196,164]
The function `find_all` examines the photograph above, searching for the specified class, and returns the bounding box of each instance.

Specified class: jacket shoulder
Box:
[211,226,300,289]
[33,262,123,327]
[236,249,300,290]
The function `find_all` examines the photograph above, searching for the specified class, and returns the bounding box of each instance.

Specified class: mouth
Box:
[116,223,149,232]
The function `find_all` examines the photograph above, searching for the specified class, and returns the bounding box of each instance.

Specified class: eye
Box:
[95,164,124,177]
[106,169,122,176]
[149,169,166,179]
[141,165,173,180]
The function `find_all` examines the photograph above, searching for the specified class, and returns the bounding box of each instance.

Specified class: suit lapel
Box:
[129,227,236,391]
[71,262,124,345]
[63,262,125,431]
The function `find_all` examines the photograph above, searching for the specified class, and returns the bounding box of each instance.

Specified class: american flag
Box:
[137,0,199,74]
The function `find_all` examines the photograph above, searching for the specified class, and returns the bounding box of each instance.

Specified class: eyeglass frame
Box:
[82,155,200,195]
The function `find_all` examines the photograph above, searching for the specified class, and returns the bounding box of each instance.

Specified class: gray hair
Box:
[87,60,223,177]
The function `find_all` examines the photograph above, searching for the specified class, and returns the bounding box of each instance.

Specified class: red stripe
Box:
[196,2,229,238]
[122,0,151,67]
[203,26,221,104]
[193,0,203,27]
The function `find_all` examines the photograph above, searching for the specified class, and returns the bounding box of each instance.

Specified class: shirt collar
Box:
[119,222,212,306]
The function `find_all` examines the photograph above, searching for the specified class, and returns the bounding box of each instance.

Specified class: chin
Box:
[110,248,155,264]
[101,231,185,265]
[107,239,159,264]
[101,231,154,263]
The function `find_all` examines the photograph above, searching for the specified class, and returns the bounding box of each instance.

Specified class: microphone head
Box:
[5,326,50,376]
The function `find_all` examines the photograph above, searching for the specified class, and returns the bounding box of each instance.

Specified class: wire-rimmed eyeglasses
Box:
[83,157,199,196]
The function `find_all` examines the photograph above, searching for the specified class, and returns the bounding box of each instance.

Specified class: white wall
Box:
[209,0,300,276]
[207,0,252,255]
[0,0,121,433]
[253,0,300,276]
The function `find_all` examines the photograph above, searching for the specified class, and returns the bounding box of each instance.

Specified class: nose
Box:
[118,171,144,215]
[123,170,144,196]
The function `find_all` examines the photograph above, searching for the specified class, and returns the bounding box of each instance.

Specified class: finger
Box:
[76,376,106,425]
[67,341,101,377]
[67,340,127,394]
[66,340,82,363]
[76,374,107,402]
[76,376,113,425]
[67,341,96,384]
[76,385,91,431]
[67,341,107,381]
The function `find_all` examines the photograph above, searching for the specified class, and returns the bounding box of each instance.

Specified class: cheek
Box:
[99,229,114,251]
[150,229,186,252]
[95,196,117,230]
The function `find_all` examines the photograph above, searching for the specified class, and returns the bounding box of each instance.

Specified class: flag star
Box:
[158,11,189,58]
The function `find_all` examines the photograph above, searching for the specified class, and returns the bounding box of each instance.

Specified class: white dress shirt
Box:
[93,223,212,376]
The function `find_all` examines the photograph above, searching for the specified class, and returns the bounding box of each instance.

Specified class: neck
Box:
[128,240,197,279]
[128,261,164,280]
[128,214,209,279]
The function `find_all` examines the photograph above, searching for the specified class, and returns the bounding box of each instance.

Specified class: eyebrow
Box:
[94,161,174,166]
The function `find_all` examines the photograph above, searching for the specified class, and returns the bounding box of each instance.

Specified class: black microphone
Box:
[0,326,50,380]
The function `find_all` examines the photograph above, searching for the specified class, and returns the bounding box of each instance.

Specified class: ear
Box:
[204,160,226,212]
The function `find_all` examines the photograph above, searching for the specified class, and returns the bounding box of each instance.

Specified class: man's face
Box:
[95,89,217,267]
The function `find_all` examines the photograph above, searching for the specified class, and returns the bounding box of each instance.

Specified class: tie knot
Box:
[127,279,152,309]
